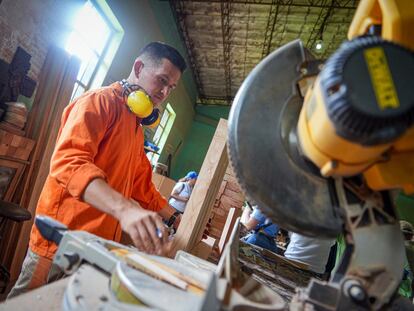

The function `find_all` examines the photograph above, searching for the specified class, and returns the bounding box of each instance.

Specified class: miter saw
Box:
[227,0,414,310]
[34,215,286,311]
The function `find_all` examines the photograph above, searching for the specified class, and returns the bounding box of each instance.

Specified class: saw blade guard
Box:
[228,39,343,238]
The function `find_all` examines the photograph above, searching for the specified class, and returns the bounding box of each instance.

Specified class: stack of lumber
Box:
[0,129,35,161]
[209,165,245,240]
[238,242,320,303]
[0,102,28,135]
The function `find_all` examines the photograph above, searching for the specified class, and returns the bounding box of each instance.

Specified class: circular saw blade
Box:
[228,40,343,238]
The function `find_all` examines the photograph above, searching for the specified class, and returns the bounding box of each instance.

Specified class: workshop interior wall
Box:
[396,193,414,225]
[172,120,216,180]
[171,105,230,180]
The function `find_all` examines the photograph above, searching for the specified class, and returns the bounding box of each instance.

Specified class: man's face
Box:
[134,58,181,107]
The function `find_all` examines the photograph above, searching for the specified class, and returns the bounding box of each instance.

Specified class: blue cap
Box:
[185,171,198,179]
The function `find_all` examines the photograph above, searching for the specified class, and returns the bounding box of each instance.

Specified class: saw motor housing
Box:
[297,0,414,194]
[297,38,414,193]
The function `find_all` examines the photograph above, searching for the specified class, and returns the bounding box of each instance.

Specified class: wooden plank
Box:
[223,188,245,202]
[209,227,222,238]
[223,174,238,184]
[217,182,226,196]
[210,219,225,231]
[191,236,216,260]
[213,204,228,217]
[170,119,228,256]
[225,180,242,193]
[151,172,163,189]
[218,207,242,254]
[151,173,176,199]
[125,253,188,290]
[220,195,244,209]
[211,213,227,224]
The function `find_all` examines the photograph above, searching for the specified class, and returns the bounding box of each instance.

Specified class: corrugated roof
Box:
[169,0,359,105]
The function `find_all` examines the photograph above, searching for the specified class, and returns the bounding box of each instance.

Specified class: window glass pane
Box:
[65,1,113,90]
[152,154,160,165]
[73,2,110,54]
[153,128,163,145]
[160,110,170,127]
[66,32,94,62]
[90,63,108,89]
[78,54,99,86]
[71,83,86,101]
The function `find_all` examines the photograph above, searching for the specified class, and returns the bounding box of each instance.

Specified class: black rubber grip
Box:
[35,215,68,245]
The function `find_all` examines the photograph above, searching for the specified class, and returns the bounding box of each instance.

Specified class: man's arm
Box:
[83,178,169,255]
[49,94,170,255]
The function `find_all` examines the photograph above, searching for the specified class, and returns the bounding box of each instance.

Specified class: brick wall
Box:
[0,0,73,81]
[209,165,245,239]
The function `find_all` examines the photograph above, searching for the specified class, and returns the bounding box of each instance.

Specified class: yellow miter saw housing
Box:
[298,0,414,194]
[228,0,414,310]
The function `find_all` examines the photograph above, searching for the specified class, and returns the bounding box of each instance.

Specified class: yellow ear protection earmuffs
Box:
[119,79,161,128]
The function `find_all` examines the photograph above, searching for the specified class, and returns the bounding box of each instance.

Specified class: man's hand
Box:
[117,200,170,255]
[83,179,170,256]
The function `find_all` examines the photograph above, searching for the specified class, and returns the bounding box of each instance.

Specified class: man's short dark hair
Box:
[138,42,187,73]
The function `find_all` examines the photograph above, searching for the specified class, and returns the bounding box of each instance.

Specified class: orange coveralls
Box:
[30,82,167,259]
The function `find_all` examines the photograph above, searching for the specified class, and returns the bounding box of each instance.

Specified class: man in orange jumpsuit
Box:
[8,42,187,298]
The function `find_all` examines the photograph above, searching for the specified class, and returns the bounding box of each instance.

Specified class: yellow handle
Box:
[348,0,414,50]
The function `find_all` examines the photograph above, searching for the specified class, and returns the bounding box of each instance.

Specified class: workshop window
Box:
[147,104,176,165]
[65,0,124,100]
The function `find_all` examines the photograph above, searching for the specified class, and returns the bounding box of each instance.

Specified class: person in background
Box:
[241,205,280,254]
[284,232,335,277]
[168,171,198,214]
[398,220,414,299]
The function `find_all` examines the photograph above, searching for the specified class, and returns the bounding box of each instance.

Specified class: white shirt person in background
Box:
[168,171,198,213]
[284,232,335,275]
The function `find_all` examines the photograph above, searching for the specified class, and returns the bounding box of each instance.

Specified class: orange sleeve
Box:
[50,93,111,199]
[132,150,168,212]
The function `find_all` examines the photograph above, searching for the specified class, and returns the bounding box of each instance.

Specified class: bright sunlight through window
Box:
[65,1,123,101]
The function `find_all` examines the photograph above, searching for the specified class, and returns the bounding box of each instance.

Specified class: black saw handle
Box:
[35,215,68,245]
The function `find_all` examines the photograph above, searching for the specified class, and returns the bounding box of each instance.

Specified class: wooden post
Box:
[218,207,242,254]
[191,236,216,260]
[170,119,228,256]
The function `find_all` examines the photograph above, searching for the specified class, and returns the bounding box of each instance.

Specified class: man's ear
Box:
[134,60,144,78]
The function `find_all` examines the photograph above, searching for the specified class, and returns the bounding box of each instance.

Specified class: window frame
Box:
[147,103,176,165]
[66,0,124,100]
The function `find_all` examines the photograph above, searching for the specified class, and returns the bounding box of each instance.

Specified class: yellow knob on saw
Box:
[127,90,153,118]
